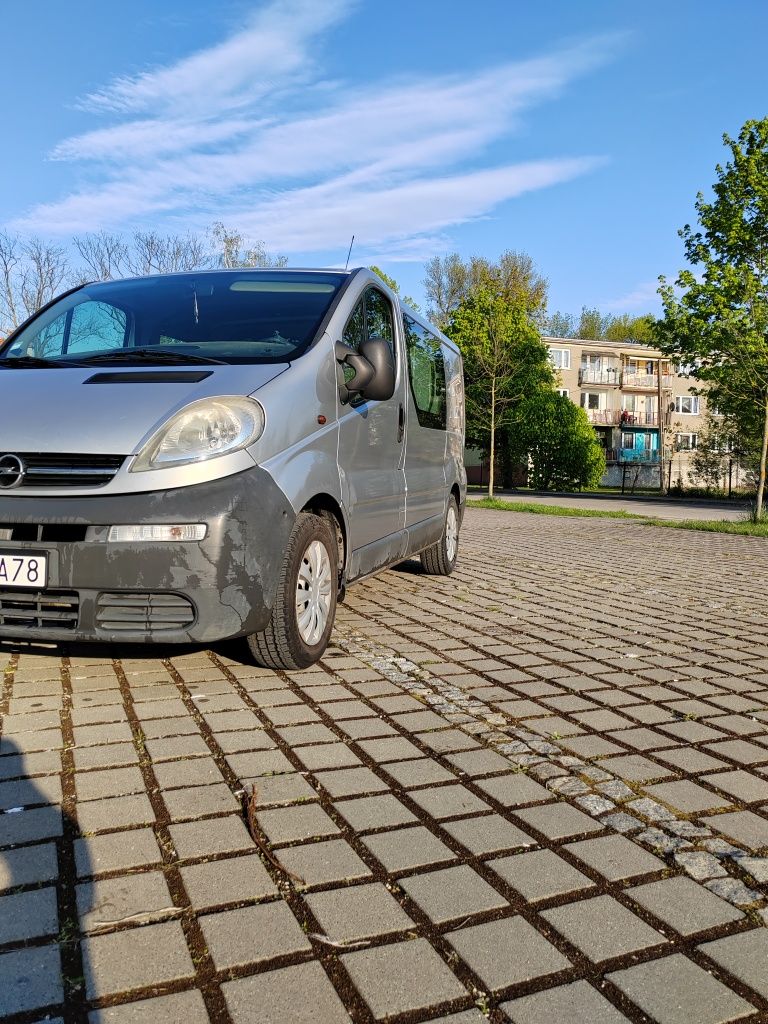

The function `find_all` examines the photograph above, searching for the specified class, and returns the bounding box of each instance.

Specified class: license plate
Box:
[0,553,48,589]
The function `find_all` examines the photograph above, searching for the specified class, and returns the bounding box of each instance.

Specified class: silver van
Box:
[0,268,465,668]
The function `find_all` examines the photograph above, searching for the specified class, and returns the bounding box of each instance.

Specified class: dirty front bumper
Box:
[0,468,296,644]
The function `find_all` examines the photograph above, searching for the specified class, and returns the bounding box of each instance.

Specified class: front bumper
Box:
[0,468,295,644]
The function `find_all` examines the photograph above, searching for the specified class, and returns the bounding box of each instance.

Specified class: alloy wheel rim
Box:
[296,539,333,646]
[445,506,459,562]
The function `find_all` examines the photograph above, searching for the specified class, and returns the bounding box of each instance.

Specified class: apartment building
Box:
[546,336,711,487]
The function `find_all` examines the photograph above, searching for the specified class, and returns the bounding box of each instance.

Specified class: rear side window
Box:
[403,315,446,430]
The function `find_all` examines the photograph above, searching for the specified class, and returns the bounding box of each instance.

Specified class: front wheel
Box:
[247,512,338,670]
[421,495,460,575]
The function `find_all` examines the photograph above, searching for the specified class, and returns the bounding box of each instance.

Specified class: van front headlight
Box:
[131,396,265,472]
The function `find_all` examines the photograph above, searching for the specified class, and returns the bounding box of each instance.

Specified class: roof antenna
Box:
[344,234,355,271]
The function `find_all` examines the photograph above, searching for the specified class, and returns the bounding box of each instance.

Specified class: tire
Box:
[421,495,460,576]
[247,512,338,670]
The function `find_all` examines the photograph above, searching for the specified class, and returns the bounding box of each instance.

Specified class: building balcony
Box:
[619,448,660,464]
[622,373,673,391]
[619,411,659,427]
[585,409,621,425]
[579,368,621,386]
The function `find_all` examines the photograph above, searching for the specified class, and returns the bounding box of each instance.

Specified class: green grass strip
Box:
[467,497,647,519]
[467,497,768,536]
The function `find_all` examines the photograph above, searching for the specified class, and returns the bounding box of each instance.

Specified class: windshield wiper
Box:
[79,348,227,366]
[0,355,88,368]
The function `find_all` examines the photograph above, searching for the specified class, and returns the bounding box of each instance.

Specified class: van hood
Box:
[0,363,288,455]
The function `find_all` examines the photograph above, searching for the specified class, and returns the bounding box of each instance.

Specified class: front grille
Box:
[0,524,88,542]
[0,590,79,629]
[96,592,196,632]
[3,453,126,489]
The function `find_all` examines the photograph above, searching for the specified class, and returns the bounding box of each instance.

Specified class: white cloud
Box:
[11,2,621,256]
[602,280,662,311]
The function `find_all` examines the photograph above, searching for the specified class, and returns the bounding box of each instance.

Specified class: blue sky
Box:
[1,0,765,316]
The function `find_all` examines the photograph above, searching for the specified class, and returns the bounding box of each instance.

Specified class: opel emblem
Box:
[0,454,26,489]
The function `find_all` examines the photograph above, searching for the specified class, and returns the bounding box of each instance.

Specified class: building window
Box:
[674,395,700,415]
[557,388,569,398]
[675,433,698,450]
[549,347,570,370]
[580,392,601,411]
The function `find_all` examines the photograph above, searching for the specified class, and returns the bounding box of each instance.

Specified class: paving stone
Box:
[357,736,425,762]
[0,887,58,943]
[738,856,768,883]
[87,989,209,1022]
[83,919,195,998]
[253,804,341,850]
[503,980,630,1024]
[313,766,389,797]
[602,753,671,782]
[181,852,277,907]
[707,769,768,804]
[362,825,455,872]
[705,739,768,765]
[152,757,225,790]
[0,773,62,810]
[77,793,156,833]
[169,815,255,859]
[446,748,513,776]
[294,742,362,771]
[200,900,311,969]
[442,814,536,856]
[278,838,372,887]
[223,961,350,1024]
[644,780,732,813]
[226,749,294,778]
[400,864,508,923]
[699,928,768,1000]
[0,804,62,846]
[75,827,161,877]
[513,802,604,840]
[704,876,762,906]
[342,938,466,1019]
[307,881,413,941]
[490,848,595,902]
[447,915,570,991]
[628,876,744,936]
[77,871,175,932]
[408,784,490,820]
[542,894,666,963]
[674,850,728,880]
[701,810,768,851]
[607,953,754,1024]
[0,945,62,1017]
[0,841,58,890]
[334,793,416,831]
[417,729,480,753]
[382,758,457,789]
[564,834,665,881]
[474,773,551,806]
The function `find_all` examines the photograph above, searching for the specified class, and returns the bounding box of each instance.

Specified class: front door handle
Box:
[397,403,404,442]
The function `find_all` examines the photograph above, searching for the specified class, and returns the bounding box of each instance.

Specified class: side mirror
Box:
[334,337,396,402]
[358,337,395,401]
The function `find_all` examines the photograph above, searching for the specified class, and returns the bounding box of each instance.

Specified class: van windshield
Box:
[0,271,346,366]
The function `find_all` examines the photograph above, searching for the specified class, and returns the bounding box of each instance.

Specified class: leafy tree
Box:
[656,118,768,517]
[603,313,655,344]
[577,306,606,340]
[545,310,575,338]
[368,265,420,310]
[448,291,554,497]
[210,222,287,269]
[509,392,606,490]
[424,250,547,328]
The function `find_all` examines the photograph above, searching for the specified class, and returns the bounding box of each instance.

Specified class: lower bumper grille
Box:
[96,592,196,632]
[0,590,79,630]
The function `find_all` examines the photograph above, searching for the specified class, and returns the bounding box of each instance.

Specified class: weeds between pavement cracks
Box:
[468,498,768,537]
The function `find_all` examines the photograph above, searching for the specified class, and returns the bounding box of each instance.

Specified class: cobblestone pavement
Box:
[1,509,768,1024]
